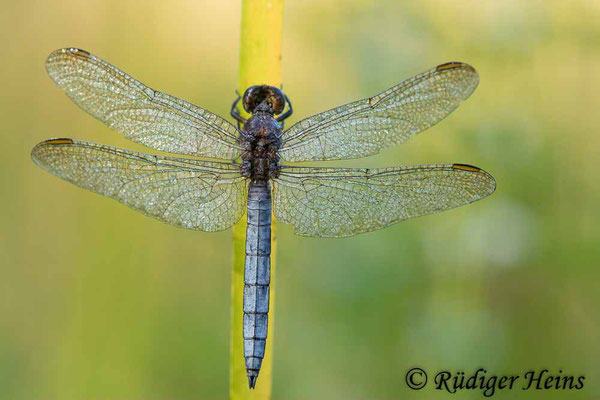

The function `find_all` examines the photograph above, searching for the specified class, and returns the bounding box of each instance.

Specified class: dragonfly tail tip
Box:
[247,374,258,389]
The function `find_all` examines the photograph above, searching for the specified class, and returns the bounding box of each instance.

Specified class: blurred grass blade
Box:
[230,0,283,399]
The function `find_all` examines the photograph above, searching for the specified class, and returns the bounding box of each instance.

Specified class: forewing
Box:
[31,139,246,231]
[280,63,478,161]
[273,164,495,237]
[46,48,241,159]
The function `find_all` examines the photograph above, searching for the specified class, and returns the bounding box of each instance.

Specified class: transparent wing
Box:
[31,138,246,231]
[46,48,242,159]
[279,62,478,162]
[272,164,495,237]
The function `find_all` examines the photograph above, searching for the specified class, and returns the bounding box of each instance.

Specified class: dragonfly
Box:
[32,47,496,389]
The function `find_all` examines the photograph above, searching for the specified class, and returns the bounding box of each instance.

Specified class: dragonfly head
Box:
[242,85,285,115]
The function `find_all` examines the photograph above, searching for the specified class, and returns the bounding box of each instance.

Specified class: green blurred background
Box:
[1,0,599,399]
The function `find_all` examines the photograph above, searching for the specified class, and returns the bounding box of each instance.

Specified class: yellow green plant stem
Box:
[230,1,284,399]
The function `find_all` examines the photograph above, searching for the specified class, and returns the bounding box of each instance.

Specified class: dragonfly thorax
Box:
[240,112,282,180]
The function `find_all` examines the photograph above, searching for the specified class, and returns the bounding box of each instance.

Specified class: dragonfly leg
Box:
[276,95,293,122]
[276,95,293,128]
[231,91,247,129]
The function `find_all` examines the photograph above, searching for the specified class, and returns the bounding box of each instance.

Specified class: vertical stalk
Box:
[230,1,283,399]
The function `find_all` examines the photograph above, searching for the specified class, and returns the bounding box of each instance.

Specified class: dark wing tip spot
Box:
[45,138,75,145]
[65,47,91,58]
[452,163,481,172]
[436,62,464,71]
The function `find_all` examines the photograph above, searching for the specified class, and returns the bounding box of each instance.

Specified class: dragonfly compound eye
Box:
[242,85,285,115]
